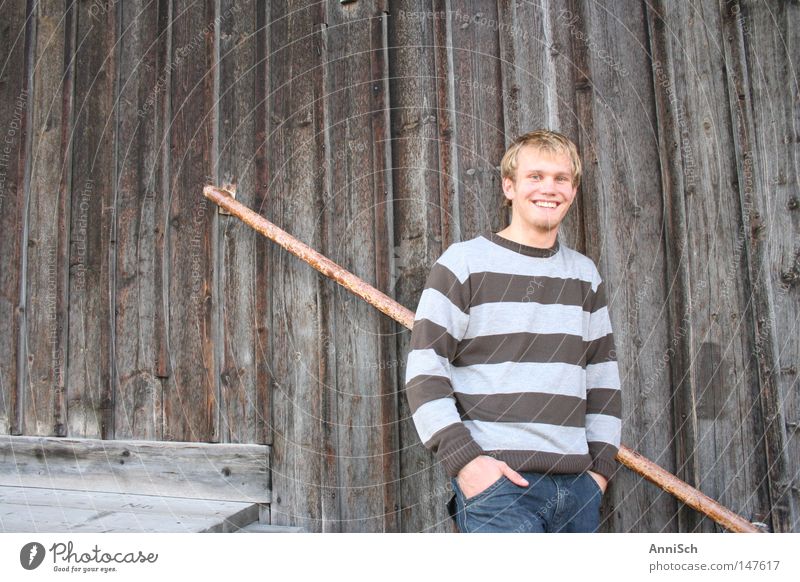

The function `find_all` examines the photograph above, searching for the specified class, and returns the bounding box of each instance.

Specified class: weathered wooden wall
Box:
[0,0,796,532]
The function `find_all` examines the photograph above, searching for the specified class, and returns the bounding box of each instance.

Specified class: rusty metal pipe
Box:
[203,185,761,533]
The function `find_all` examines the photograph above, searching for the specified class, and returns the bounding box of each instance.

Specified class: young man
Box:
[404,130,622,533]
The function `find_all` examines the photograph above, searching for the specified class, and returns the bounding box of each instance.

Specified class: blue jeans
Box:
[449,471,602,533]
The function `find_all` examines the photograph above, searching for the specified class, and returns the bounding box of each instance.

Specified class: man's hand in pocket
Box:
[587,470,608,494]
[456,456,529,500]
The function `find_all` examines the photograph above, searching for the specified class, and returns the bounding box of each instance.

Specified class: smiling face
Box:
[502,145,578,238]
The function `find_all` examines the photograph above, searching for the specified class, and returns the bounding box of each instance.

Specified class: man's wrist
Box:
[443,441,485,478]
[589,456,617,482]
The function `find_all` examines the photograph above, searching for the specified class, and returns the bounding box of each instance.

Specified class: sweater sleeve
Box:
[404,246,484,478]
[584,271,622,481]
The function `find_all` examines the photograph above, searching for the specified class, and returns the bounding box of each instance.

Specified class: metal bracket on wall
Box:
[216,184,237,215]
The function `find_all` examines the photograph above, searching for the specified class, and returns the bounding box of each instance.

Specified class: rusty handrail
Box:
[203,185,761,533]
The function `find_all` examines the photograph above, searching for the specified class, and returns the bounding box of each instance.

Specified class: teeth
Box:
[533,201,557,208]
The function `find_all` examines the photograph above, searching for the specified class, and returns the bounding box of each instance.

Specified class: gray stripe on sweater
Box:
[586,361,620,389]
[464,420,590,453]
[413,398,463,443]
[465,302,585,339]
[415,287,469,338]
[585,414,622,445]
[405,348,451,384]
[451,361,586,397]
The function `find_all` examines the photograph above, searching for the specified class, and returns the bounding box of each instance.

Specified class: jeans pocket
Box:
[461,475,508,505]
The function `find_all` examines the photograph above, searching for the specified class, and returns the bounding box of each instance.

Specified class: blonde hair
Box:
[500,130,582,207]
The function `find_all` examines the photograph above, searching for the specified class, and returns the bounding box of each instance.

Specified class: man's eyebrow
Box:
[524,169,571,176]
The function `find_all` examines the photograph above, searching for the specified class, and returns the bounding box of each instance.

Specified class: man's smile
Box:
[531,199,561,209]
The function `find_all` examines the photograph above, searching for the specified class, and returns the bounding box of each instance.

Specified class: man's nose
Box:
[537,177,558,191]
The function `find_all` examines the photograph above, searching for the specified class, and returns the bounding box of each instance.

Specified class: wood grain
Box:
[388,0,452,533]
[114,0,168,440]
[0,0,30,436]
[67,0,117,439]
[22,0,76,437]
[323,2,397,532]
[0,485,259,532]
[739,0,800,532]
[164,0,218,442]
[265,0,332,532]
[0,435,270,503]
[215,0,266,445]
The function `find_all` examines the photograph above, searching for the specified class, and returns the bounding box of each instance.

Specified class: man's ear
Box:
[502,177,514,199]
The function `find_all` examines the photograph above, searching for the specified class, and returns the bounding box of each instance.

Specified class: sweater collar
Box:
[486,232,560,258]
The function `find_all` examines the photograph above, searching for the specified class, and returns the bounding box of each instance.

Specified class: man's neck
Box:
[496,223,558,249]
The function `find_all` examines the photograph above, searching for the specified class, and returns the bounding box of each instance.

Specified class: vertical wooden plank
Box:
[429,1,457,248]
[0,0,31,435]
[215,0,266,444]
[323,0,397,532]
[388,0,451,533]
[740,0,800,532]
[266,0,333,531]
[644,0,698,533]
[681,0,773,532]
[722,0,797,531]
[67,0,117,438]
[152,1,172,394]
[252,0,272,448]
[498,0,584,246]
[431,0,506,245]
[649,0,772,531]
[23,0,76,436]
[164,0,217,442]
[497,0,556,136]
[114,0,170,440]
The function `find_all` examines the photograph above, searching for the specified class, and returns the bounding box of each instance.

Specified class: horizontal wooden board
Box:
[0,436,269,503]
[0,485,257,533]
[236,522,305,533]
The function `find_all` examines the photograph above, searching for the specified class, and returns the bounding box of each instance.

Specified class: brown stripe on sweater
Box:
[455,392,586,426]
[586,333,616,363]
[593,280,608,312]
[586,388,622,417]
[409,319,459,358]
[468,272,594,309]
[426,262,471,313]
[424,270,607,312]
[406,374,454,413]
[453,332,587,366]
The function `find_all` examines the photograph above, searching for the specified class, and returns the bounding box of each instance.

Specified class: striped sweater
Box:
[405,233,622,480]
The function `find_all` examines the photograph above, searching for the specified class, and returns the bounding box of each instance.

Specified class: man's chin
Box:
[526,219,561,233]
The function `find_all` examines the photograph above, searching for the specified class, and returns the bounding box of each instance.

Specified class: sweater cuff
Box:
[588,442,619,481]
[440,438,485,478]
